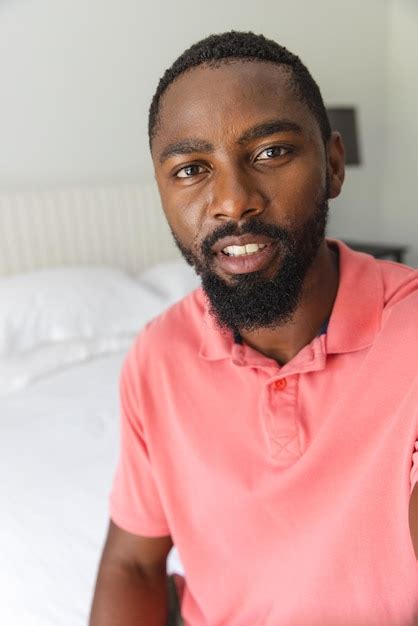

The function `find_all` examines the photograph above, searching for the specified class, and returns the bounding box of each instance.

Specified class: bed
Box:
[0,183,193,625]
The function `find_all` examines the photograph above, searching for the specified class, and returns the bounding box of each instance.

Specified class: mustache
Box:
[201,218,293,260]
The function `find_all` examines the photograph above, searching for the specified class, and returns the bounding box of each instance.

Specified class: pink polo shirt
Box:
[110,239,418,626]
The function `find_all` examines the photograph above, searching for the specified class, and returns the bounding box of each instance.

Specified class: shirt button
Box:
[273,378,287,391]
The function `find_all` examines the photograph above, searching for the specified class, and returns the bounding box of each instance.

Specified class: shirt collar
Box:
[199,238,384,362]
[325,238,383,354]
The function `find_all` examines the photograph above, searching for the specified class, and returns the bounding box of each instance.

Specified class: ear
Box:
[326,131,345,199]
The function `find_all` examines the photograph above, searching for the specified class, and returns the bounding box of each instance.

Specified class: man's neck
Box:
[238,241,340,365]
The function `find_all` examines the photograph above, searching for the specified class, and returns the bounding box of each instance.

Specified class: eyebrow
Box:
[158,118,303,164]
[238,119,303,144]
[159,139,214,164]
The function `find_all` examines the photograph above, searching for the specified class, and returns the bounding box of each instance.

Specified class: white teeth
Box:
[222,243,267,256]
[245,243,264,254]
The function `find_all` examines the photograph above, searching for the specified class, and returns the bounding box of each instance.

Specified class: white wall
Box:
[1,0,411,259]
[382,0,418,266]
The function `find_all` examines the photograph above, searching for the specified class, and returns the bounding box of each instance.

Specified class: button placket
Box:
[262,376,301,464]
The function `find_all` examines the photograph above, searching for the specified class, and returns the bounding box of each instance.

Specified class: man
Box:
[90,31,418,626]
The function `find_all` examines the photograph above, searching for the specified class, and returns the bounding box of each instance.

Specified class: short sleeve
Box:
[109,338,170,536]
[410,440,418,493]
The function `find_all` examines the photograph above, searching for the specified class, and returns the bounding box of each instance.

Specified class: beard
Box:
[171,192,329,335]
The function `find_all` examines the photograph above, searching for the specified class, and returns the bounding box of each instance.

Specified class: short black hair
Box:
[148,30,331,148]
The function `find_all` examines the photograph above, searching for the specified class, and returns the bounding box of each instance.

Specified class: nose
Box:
[208,166,266,222]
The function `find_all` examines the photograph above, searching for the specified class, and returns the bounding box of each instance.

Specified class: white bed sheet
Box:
[0,260,196,625]
[0,351,182,626]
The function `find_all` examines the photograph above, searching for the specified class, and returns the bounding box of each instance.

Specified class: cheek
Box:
[266,161,326,222]
[160,188,205,249]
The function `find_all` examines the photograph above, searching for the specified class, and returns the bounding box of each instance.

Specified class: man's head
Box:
[149,31,344,335]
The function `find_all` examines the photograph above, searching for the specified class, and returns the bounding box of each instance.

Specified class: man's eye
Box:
[175,164,205,178]
[255,146,290,161]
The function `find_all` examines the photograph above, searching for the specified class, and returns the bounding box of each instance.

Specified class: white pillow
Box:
[0,262,201,394]
[0,336,133,395]
[0,266,165,357]
[139,259,201,304]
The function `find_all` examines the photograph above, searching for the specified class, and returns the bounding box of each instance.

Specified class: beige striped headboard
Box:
[0,182,180,276]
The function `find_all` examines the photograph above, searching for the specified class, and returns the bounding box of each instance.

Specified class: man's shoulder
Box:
[377,257,418,309]
[374,259,418,340]
[119,288,207,405]
[131,287,206,359]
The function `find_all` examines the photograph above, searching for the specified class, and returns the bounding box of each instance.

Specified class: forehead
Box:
[152,60,320,154]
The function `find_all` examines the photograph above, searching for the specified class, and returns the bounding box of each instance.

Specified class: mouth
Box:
[211,235,279,275]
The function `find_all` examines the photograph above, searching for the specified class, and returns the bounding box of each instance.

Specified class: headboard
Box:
[0,181,180,277]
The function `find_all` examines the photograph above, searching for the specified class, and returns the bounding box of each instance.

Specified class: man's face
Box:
[151,60,342,333]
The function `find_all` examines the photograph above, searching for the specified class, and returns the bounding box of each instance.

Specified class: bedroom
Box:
[1,1,417,625]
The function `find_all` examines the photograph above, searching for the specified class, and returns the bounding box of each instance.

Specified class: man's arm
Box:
[89,520,173,626]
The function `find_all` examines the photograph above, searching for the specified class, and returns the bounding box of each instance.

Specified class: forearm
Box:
[89,561,168,626]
